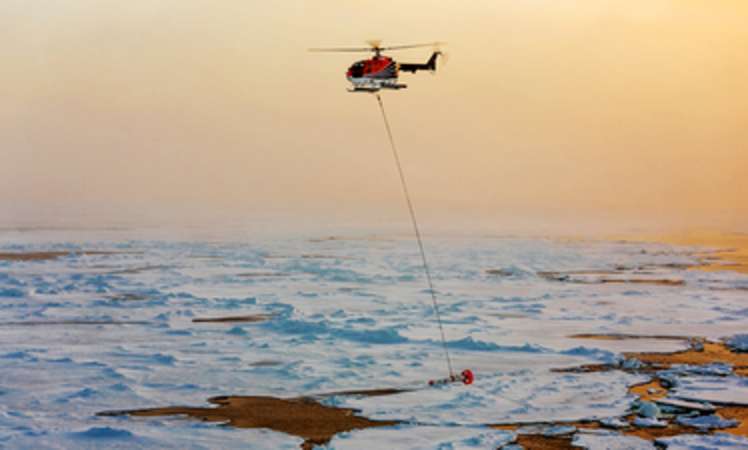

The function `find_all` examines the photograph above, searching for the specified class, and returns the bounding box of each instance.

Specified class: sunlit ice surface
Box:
[1,228,747,448]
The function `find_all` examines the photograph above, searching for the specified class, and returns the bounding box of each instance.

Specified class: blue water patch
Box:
[108,351,176,366]
[1,351,38,361]
[333,355,376,369]
[214,297,257,309]
[0,288,24,298]
[432,336,550,353]
[339,327,407,344]
[58,387,98,403]
[227,326,247,335]
[68,427,135,440]
[165,329,192,336]
[265,317,408,345]
[561,346,619,363]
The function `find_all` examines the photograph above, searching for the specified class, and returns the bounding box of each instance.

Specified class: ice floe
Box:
[572,429,655,449]
[1,232,747,448]
[727,334,748,353]
[675,414,738,431]
[656,433,748,449]
[328,425,515,449]
[671,375,748,406]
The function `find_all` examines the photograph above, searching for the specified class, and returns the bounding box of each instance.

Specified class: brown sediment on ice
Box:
[551,363,615,374]
[526,233,748,287]
[498,269,613,281]
[598,278,684,286]
[492,372,744,447]
[491,423,579,448]
[628,341,748,369]
[192,314,273,324]
[98,395,399,449]
[547,333,748,441]
[236,272,289,278]
[629,379,668,402]
[249,360,284,367]
[626,381,748,440]
[491,418,695,448]
[522,333,748,446]
[720,407,748,436]
[104,332,748,449]
[570,333,693,341]
[485,269,528,277]
[513,434,574,449]
[107,293,150,301]
[561,335,748,372]
[537,271,685,286]
[108,265,171,275]
[540,269,620,276]
[308,387,413,399]
[616,231,748,275]
[0,250,118,262]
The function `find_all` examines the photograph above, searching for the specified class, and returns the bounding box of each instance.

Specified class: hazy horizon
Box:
[3,0,747,233]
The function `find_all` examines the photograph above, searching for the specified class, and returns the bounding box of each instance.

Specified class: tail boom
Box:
[398,51,440,73]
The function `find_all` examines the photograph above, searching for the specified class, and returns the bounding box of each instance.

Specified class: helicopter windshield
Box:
[349,62,365,78]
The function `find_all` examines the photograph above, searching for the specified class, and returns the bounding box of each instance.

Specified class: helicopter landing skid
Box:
[349,82,408,93]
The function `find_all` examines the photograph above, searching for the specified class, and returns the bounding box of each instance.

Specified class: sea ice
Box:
[656,433,748,449]
[327,425,515,450]
[572,429,655,449]
[726,334,748,353]
[1,232,746,449]
[675,414,738,431]
[671,376,748,406]
[637,401,660,418]
[599,417,629,429]
[632,417,667,428]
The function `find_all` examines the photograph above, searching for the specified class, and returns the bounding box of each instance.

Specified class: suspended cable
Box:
[375,93,454,378]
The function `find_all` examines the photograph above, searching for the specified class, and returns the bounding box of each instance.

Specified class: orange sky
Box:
[2,1,747,232]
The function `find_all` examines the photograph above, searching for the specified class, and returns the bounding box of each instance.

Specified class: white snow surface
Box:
[572,429,656,449]
[671,375,748,406]
[328,425,515,449]
[656,433,748,449]
[1,230,748,448]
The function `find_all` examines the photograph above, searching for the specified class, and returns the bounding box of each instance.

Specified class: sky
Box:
[2,0,747,234]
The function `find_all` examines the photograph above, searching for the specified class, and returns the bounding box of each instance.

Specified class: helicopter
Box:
[310,40,444,93]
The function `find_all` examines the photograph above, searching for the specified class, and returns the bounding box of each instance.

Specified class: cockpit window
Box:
[349,62,365,78]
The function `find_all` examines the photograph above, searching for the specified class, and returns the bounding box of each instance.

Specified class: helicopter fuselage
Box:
[345,52,440,93]
[346,56,405,92]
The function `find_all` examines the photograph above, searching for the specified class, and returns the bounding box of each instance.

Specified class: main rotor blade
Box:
[381,42,445,51]
[308,47,373,53]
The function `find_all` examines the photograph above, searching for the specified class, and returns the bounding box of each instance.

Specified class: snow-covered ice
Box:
[656,433,748,449]
[1,230,747,448]
[727,334,748,353]
[675,414,738,431]
[671,375,748,406]
[572,429,655,449]
[328,425,515,449]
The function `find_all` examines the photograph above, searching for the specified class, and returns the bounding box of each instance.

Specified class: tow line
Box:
[375,93,473,387]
